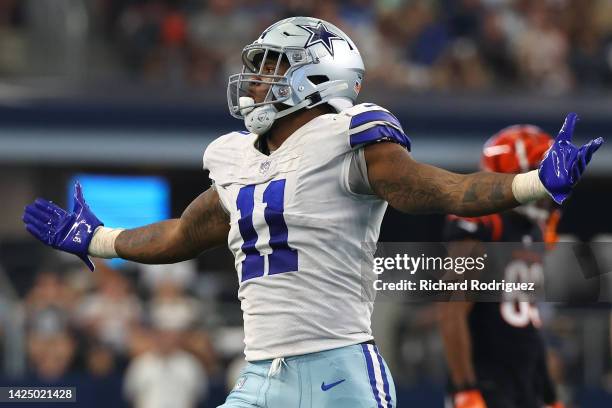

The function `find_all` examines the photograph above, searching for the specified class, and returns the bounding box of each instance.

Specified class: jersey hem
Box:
[245,335,375,362]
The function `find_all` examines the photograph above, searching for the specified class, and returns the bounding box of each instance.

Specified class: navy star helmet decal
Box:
[297,21,351,56]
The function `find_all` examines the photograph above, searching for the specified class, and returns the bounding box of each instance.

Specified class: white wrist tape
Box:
[88,226,124,258]
[512,170,549,204]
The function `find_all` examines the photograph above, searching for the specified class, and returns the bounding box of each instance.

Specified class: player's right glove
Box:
[538,112,604,204]
[22,181,102,271]
[453,389,487,408]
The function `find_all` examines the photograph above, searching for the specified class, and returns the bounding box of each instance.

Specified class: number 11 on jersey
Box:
[236,179,298,281]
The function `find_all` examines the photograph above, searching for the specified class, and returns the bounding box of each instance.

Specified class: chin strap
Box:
[240,83,350,135]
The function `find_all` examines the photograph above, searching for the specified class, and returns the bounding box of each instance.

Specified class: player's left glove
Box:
[546,402,566,408]
[22,181,103,271]
[538,113,604,204]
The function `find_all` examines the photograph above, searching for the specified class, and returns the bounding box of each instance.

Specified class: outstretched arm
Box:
[23,185,230,269]
[115,187,230,263]
[365,142,517,216]
[366,113,603,215]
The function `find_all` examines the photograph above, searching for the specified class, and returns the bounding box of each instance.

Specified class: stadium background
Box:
[0,0,611,407]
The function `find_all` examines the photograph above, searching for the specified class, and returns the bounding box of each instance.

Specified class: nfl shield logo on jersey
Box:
[260,160,271,174]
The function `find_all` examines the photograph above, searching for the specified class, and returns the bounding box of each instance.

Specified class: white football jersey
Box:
[203,103,411,361]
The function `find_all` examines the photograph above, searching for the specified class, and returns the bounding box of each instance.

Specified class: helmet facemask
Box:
[227,44,314,120]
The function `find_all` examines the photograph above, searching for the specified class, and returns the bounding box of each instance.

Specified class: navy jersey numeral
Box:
[236,180,298,281]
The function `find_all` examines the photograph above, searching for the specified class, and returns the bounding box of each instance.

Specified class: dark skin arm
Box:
[438,301,476,388]
[115,187,230,263]
[437,239,483,389]
[365,143,519,216]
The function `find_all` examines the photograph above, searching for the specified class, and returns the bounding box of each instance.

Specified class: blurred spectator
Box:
[77,267,142,353]
[513,2,572,93]
[187,0,259,83]
[23,0,90,77]
[27,328,76,381]
[86,342,118,378]
[432,38,492,90]
[158,4,190,86]
[139,259,197,293]
[408,1,451,67]
[477,9,518,84]
[149,278,219,374]
[566,0,609,89]
[123,321,208,408]
[81,341,127,408]
[446,0,485,40]
[149,279,201,330]
[25,270,76,315]
[126,324,156,359]
[339,0,376,27]
[116,1,167,79]
[24,270,77,351]
[0,0,26,76]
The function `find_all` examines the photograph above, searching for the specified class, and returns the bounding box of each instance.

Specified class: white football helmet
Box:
[227,16,365,134]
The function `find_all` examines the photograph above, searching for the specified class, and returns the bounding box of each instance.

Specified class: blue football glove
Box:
[22,181,103,271]
[539,113,604,204]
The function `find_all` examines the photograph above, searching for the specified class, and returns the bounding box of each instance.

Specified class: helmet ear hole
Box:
[307,75,329,85]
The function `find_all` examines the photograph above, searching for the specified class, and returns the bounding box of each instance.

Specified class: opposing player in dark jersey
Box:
[439,125,564,408]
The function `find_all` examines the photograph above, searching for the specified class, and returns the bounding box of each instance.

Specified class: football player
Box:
[439,125,565,408]
[23,17,601,408]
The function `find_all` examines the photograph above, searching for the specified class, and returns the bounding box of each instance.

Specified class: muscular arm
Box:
[115,187,230,263]
[438,301,477,388]
[365,142,519,216]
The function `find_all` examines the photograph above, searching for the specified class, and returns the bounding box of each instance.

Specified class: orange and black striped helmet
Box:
[481,125,553,173]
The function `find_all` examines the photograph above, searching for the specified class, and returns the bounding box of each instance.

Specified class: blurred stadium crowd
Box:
[1,0,612,93]
[0,254,248,407]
